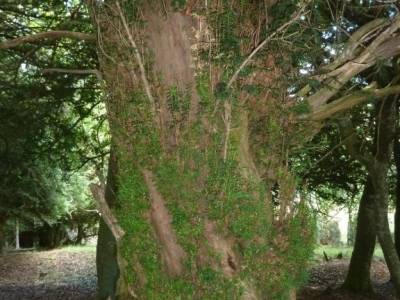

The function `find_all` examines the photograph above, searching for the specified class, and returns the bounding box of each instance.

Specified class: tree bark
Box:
[370,98,400,293]
[393,127,400,258]
[15,219,20,250]
[96,148,119,300]
[76,223,84,245]
[342,178,376,293]
[89,1,393,298]
[346,204,354,246]
[342,97,400,294]
[0,31,95,49]
[91,2,299,298]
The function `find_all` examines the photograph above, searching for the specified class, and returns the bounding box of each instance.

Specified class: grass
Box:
[53,244,96,253]
[314,244,384,260]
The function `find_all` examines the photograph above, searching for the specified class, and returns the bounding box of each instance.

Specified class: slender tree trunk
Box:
[0,214,7,253]
[393,127,400,257]
[76,223,84,245]
[372,161,400,291]
[342,178,376,293]
[15,219,20,250]
[347,204,354,246]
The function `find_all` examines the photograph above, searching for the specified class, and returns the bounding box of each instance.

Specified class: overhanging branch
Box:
[303,85,400,121]
[89,183,125,242]
[41,68,103,80]
[0,31,96,49]
[301,15,400,112]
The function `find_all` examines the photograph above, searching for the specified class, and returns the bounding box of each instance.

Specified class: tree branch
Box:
[89,183,125,242]
[41,68,103,80]
[227,2,310,88]
[115,1,156,116]
[0,31,96,49]
[303,85,400,121]
[302,15,400,111]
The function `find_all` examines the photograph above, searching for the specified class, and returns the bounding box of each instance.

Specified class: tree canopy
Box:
[2,0,400,299]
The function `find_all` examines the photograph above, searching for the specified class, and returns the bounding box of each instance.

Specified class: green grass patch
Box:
[314,245,384,260]
[56,245,96,253]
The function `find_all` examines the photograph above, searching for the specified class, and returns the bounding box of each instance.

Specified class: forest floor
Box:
[0,245,397,299]
[0,246,96,300]
[299,257,397,300]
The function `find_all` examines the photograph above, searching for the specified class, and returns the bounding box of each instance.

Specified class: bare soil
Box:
[299,258,398,300]
[0,247,96,300]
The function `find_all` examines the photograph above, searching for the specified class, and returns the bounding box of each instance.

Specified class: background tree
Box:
[0,0,108,250]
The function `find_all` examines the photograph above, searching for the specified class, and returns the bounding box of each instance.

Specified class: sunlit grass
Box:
[54,244,96,253]
[314,244,384,260]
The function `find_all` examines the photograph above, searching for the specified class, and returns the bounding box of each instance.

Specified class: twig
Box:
[0,31,95,49]
[227,4,310,88]
[115,1,156,116]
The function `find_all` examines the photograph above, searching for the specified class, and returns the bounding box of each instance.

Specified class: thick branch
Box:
[323,18,387,72]
[304,85,400,121]
[304,15,400,111]
[0,31,96,49]
[41,68,103,80]
[89,183,125,241]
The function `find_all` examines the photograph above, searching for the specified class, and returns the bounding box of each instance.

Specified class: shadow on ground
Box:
[299,258,397,300]
[0,247,96,300]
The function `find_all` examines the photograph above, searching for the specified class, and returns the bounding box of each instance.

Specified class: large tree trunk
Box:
[91,1,314,299]
[342,178,376,293]
[87,1,400,298]
[370,98,400,293]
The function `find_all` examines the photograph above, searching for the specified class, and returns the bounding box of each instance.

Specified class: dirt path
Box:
[299,258,397,300]
[0,247,96,300]
[1,248,397,299]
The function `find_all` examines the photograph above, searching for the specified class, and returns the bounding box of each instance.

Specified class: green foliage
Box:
[290,100,311,115]
[121,0,144,23]
[314,245,385,259]
[264,205,316,299]
[214,81,230,100]
[0,1,106,249]
[196,72,214,111]
[242,84,263,96]
[167,86,191,122]
[171,0,187,10]
[3,0,373,297]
